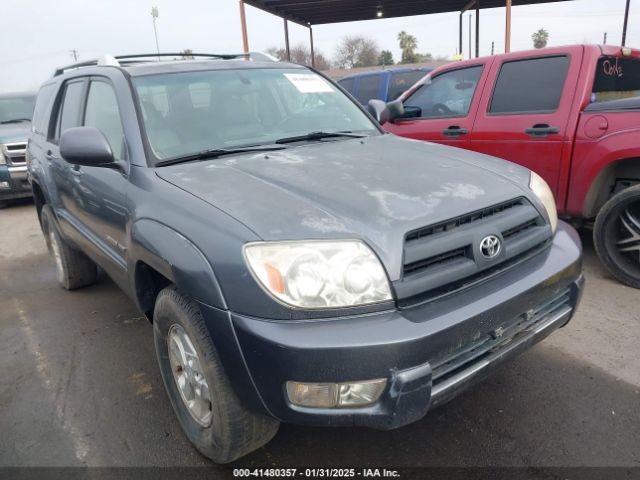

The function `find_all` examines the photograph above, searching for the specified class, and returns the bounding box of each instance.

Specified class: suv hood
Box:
[0,122,30,145]
[156,134,532,280]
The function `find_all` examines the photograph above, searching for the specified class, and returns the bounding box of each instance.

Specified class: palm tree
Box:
[532,29,549,49]
[398,30,418,63]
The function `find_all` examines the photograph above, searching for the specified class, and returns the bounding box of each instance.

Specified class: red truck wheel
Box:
[594,185,640,288]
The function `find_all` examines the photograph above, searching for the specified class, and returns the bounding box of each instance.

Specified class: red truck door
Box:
[468,49,582,204]
[385,62,491,147]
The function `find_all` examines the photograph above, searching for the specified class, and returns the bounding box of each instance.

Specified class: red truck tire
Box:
[594,185,640,288]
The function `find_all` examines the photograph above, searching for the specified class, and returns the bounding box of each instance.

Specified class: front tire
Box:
[594,185,640,288]
[153,286,279,463]
[40,204,98,290]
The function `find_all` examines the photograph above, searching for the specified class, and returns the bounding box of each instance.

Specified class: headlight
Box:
[529,171,558,233]
[0,148,5,165]
[243,240,392,309]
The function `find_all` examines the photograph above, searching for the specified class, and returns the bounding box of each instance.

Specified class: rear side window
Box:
[32,84,56,135]
[388,71,426,100]
[490,56,569,114]
[592,56,640,102]
[338,78,355,94]
[355,75,381,104]
[84,81,125,160]
[54,80,84,141]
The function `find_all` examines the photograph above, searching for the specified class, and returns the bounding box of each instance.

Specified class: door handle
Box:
[442,125,468,137]
[525,124,560,138]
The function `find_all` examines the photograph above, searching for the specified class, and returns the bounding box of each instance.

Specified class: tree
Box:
[334,36,380,69]
[378,50,394,66]
[181,49,194,59]
[265,44,331,70]
[532,28,549,49]
[398,30,419,63]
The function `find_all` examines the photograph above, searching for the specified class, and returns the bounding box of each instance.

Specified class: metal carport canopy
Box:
[243,0,570,26]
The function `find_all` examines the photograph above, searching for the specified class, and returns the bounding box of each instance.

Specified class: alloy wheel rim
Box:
[48,230,64,284]
[167,324,213,427]
[617,205,640,264]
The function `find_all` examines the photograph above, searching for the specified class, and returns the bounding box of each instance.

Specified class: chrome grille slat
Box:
[3,142,27,166]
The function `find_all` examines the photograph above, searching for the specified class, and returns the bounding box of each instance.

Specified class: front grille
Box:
[4,142,27,166]
[395,198,551,308]
[431,288,571,386]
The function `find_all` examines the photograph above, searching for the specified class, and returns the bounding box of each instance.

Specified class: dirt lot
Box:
[1,200,639,471]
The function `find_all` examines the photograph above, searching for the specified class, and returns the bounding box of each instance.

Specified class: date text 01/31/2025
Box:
[233,468,401,478]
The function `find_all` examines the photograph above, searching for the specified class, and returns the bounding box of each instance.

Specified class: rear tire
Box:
[40,205,98,290]
[594,185,640,288]
[153,286,279,463]
[0,200,7,209]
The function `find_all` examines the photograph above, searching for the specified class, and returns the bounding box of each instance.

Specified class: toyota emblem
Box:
[480,235,501,259]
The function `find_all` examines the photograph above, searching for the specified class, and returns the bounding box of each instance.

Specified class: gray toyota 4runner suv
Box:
[28,54,584,463]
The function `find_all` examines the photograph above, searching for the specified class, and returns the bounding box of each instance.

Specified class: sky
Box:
[1,0,638,92]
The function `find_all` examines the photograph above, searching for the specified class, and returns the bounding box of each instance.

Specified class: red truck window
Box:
[403,66,483,119]
[489,56,570,114]
[592,56,640,102]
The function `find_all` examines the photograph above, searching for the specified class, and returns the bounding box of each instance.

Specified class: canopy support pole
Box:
[239,0,249,54]
[475,0,480,58]
[505,0,512,52]
[622,0,630,46]
[459,12,463,58]
[284,19,291,61]
[309,25,315,67]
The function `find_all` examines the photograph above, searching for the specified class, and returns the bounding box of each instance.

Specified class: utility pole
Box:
[151,6,160,60]
[70,49,79,61]
[603,32,608,45]
[491,41,495,55]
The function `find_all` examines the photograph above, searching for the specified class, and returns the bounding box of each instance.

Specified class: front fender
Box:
[129,219,227,309]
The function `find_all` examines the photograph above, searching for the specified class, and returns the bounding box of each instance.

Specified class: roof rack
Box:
[53,52,272,77]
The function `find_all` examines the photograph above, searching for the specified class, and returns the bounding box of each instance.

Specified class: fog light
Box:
[286,379,386,408]
[0,181,9,189]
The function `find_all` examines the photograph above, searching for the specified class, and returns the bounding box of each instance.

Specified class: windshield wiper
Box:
[156,144,287,167]
[275,131,366,144]
[0,118,31,124]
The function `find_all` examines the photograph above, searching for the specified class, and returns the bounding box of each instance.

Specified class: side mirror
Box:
[60,127,116,168]
[367,99,389,125]
[386,100,404,122]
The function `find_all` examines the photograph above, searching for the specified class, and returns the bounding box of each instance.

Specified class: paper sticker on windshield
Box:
[284,73,334,93]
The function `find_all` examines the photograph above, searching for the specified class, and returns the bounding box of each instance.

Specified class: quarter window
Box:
[489,56,569,114]
[403,66,483,119]
[84,81,125,160]
[338,78,355,95]
[356,75,381,104]
[32,85,55,135]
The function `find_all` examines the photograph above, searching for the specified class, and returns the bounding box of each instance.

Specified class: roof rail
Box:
[52,52,273,77]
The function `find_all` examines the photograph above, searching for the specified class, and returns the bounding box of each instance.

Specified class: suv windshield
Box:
[0,95,35,124]
[133,67,379,162]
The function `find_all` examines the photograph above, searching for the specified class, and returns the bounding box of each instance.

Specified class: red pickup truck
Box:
[385,44,640,288]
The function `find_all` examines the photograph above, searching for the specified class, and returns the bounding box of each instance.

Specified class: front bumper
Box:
[0,165,32,201]
[202,222,583,429]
